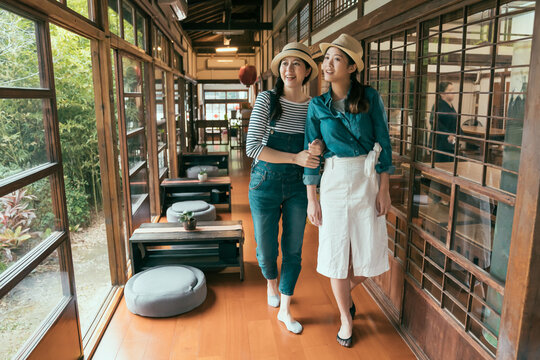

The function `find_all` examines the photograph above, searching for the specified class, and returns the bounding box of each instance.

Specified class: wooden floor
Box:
[92,148,417,360]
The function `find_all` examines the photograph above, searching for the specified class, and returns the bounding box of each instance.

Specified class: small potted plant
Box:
[179,211,197,230]
[200,143,208,154]
[198,168,208,182]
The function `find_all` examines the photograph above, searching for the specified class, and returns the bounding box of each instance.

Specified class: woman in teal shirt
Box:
[304,34,394,348]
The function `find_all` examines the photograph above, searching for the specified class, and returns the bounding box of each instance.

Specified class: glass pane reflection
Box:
[0,250,65,359]
[412,171,451,243]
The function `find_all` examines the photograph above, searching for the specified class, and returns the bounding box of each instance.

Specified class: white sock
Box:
[267,294,280,307]
[277,312,303,334]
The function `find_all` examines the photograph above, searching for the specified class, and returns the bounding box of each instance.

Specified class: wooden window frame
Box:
[365,1,536,357]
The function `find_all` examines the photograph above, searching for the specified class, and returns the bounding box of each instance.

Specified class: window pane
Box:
[0,99,49,180]
[157,124,166,148]
[299,4,309,40]
[122,57,143,93]
[127,132,145,170]
[450,188,514,285]
[122,2,135,44]
[136,11,146,50]
[288,15,297,43]
[214,91,226,100]
[0,178,59,275]
[68,0,90,18]
[124,97,144,131]
[0,250,66,359]
[412,171,451,243]
[390,160,409,212]
[130,166,148,214]
[155,69,165,122]
[158,148,166,170]
[108,0,119,35]
[443,293,467,325]
[0,9,41,88]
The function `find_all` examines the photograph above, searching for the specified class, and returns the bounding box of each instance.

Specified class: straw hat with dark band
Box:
[320,34,364,72]
[270,42,318,81]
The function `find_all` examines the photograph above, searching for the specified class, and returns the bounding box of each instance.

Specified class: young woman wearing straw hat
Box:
[304,34,394,347]
[246,42,322,334]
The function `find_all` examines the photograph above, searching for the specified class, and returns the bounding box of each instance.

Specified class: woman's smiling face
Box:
[322,47,356,82]
[279,56,310,88]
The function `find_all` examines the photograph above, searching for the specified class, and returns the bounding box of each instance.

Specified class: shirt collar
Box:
[322,85,352,107]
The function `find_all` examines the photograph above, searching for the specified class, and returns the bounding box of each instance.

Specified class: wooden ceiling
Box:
[180,0,271,54]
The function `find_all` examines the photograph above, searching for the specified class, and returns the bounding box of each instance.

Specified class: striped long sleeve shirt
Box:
[245,90,311,160]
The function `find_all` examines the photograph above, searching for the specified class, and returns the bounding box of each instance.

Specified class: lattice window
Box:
[368,1,536,356]
[299,4,309,40]
[313,0,357,30]
[288,14,298,43]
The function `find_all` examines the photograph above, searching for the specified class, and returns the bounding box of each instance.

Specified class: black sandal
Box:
[337,333,353,348]
[349,302,356,319]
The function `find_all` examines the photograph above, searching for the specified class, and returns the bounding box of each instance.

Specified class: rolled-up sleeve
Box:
[303,101,323,185]
[369,90,395,174]
[245,92,270,160]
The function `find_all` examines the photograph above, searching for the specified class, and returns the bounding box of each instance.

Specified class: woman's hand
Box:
[375,188,392,217]
[308,139,325,156]
[307,200,322,226]
[294,150,320,168]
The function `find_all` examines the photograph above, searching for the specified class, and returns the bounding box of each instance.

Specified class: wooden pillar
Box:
[145,62,160,218]
[90,37,127,285]
[498,3,540,359]
[166,71,178,177]
[89,0,127,285]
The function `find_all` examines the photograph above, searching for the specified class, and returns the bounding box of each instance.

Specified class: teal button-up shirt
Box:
[303,86,395,185]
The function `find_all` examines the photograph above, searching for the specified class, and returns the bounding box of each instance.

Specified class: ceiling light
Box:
[217,59,234,63]
[216,47,238,53]
[213,30,244,36]
[223,37,231,46]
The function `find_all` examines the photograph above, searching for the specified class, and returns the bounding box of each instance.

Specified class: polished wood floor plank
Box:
[92,149,417,360]
[248,320,279,358]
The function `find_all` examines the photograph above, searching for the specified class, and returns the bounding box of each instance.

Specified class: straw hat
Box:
[270,42,318,81]
[319,34,364,72]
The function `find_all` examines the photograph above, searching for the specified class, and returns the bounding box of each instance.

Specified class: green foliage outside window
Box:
[0,11,100,270]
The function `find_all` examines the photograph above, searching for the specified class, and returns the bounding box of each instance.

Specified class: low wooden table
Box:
[129,221,244,280]
[160,176,232,213]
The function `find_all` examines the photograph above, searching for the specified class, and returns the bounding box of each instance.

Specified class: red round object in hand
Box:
[238,65,257,86]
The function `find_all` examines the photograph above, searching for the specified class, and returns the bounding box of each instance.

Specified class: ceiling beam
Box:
[181,21,272,31]
[192,41,260,48]
[231,0,263,5]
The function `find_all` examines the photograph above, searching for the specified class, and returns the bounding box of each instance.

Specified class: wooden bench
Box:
[129,220,244,280]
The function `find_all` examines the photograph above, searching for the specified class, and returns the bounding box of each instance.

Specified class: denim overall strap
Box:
[257,91,305,171]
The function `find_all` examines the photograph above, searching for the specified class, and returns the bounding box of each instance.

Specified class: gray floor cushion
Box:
[125,265,207,317]
[166,200,216,222]
[186,165,219,178]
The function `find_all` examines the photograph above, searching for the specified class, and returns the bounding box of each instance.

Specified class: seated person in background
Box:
[430,81,457,162]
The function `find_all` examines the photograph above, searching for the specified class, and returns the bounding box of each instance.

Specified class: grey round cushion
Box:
[186,165,219,178]
[125,265,207,317]
[166,200,216,222]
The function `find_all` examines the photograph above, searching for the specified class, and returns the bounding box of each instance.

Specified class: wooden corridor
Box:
[92,149,417,360]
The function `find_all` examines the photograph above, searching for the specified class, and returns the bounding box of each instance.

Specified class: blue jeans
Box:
[248,162,307,296]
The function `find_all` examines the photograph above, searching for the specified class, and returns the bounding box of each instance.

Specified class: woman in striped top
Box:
[246,42,322,335]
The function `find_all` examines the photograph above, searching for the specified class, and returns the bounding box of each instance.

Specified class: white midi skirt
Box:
[317,144,389,279]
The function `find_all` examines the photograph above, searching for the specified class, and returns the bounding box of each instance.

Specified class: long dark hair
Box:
[341,52,369,114]
[270,59,311,121]
[438,81,452,100]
